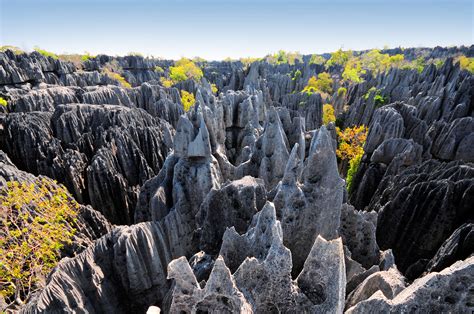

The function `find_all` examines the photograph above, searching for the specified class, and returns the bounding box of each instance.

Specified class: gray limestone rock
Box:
[346,256,474,313]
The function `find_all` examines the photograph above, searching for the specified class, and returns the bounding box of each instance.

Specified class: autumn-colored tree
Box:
[336,125,368,193]
[336,125,367,161]
[322,104,336,125]
[0,179,79,307]
[180,90,195,112]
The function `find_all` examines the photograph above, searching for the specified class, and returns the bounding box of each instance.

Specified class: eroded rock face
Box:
[196,176,266,254]
[373,160,474,276]
[273,125,344,274]
[0,103,173,224]
[346,256,474,313]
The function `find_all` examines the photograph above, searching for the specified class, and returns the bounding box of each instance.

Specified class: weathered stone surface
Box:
[340,203,379,269]
[425,223,474,273]
[274,125,344,274]
[196,176,266,254]
[373,160,474,276]
[345,268,406,309]
[346,256,474,313]
[296,236,346,313]
[167,256,252,313]
[22,223,174,314]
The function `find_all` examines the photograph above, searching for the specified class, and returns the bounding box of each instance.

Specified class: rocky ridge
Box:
[0,47,473,313]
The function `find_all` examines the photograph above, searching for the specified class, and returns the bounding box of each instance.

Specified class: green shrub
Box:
[34,47,58,60]
[292,69,302,81]
[326,49,352,67]
[309,54,325,65]
[154,66,165,73]
[363,87,387,107]
[266,50,302,65]
[346,151,362,193]
[302,72,333,95]
[81,52,95,62]
[0,179,79,306]
[342,58,365,83]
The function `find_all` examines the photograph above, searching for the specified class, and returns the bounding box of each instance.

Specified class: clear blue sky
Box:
[1,0,472,60]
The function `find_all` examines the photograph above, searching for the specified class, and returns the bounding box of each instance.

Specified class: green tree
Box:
[302,72,333,95]
[326,49,352,67]
[309,54,325,65]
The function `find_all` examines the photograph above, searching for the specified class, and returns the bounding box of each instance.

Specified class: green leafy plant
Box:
[292,69,302,81]
[302,72,333,95]
[309,54,325,65]
[0,179,79,307]
[154,66,165,73]
[326,49,352,67]
[346,151,363,193]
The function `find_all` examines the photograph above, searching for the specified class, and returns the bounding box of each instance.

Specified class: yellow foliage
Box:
[322,104,335,125]
[336,125,368,161]
[169,58,203,83]
[456,55,474,73]
[160,77,173,88]
[104,70,132,88]
[342,59,366,83]
[180,90,195,112]
[211,83,218,94]
[0,97,7,107]
[0,179,79,306]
